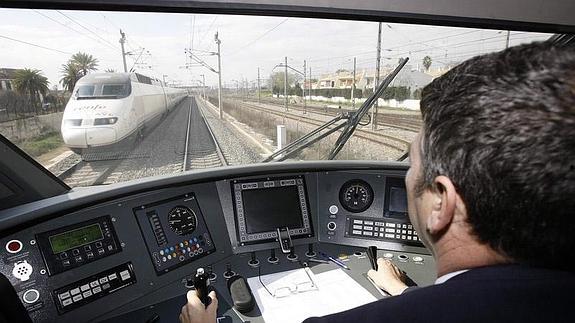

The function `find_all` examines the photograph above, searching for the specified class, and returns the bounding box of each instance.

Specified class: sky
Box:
[0,8,552,89]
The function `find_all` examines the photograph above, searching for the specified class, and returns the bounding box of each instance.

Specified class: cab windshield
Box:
[74,83,130,99]
[0,9,552,188]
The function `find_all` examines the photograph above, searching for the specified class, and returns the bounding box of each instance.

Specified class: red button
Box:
[6,240,22,253]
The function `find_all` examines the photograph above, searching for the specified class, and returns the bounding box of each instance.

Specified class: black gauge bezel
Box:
[167,205,197,235]
[338,179,374,213]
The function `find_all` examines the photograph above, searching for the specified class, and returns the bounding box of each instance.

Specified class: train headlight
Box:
[63,119,82,127]
[94,117,118,125]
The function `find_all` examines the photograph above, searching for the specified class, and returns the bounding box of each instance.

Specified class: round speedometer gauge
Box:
[168,206,197,235]
[339,180,374,213]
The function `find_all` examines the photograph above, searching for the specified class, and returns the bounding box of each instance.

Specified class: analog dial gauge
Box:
[168,206,197,235]
[339,180,374,213]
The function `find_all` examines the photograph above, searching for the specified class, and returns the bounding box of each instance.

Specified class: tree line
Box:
[0,52,100,120]
[268,68,427,102]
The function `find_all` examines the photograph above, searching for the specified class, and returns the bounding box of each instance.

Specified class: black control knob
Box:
[207,265,217,282]
[327,221,337,231]
[267,249,279,264]
[287,247,298,262]
[305,243,316,258]
[185,277,195,289]
[248,252,260,268]
[223,263,236,279]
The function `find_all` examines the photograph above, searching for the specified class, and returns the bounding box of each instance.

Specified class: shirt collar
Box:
[435,269,469,284]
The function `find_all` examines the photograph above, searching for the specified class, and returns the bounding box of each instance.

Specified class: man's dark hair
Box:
[418,41,575,270]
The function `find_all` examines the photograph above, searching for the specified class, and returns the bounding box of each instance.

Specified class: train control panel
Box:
[317,171,426,254]
[0,162,436,323]
[134,193,216,275]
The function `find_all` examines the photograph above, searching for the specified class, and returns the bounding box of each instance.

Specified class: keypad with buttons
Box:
[36,215,121,276]
[53,262,136,314]
[347,218,423,245]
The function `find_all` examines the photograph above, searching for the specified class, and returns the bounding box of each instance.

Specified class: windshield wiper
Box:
[262,57,409,163]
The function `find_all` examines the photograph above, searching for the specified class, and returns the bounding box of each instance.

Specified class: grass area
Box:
[19,132,64,157]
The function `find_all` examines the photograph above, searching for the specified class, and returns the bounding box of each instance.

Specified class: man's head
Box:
[406,41,575,271]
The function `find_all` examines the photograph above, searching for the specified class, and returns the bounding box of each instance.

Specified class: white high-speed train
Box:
[61,72,187,154]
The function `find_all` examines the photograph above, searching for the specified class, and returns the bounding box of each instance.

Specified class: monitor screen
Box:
[389,186,408,213]
[242,185,304,234]
[49,224,103,254]
[384,177,409,218]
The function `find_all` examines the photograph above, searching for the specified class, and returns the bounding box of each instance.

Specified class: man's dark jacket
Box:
[304,265,575,323]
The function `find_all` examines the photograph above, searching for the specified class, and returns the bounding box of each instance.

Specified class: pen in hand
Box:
[367,246,378,271]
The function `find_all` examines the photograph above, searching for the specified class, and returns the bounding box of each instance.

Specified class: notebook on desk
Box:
[247,268,377,323]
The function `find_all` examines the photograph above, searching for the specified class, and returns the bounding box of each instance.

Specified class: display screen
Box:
[49,224,103,254]
[389,186,408,213]
[384,177,410,218]
[242,185,304,234]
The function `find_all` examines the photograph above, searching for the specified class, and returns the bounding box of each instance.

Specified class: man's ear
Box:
[426,175,457,235]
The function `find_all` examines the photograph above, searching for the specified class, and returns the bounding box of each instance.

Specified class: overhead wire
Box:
[196,16,218,49]
[229,18,289,56]
[0,34,74,55]
[97,13,157,75]
[308,32,545,73]
[33,10,118,53]
[56,10,119,51]
[306,29,483,63]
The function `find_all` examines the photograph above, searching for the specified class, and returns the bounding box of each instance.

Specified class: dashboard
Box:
[0,162,435,323]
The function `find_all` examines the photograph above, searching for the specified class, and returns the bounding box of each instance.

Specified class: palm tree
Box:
[71,52,98,76]
[12,68,49,114]
[423,56,432,72]
[60,62,81,92]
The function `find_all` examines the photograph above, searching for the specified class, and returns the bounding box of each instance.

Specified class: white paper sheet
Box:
[247,268,377,323]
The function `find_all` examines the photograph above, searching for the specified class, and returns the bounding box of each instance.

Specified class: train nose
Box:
[61,127,88,147]
[86,127,117,146]
[62,127,117,148]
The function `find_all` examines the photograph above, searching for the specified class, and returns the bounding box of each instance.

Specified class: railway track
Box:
[221,98,410,152]
[241,97,422,132]
[182,98,227,170]
[58,159,123,187]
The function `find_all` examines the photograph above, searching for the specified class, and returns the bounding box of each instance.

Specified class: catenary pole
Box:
[119,30,127,73]
[303,60,307,114]
[284,56,288,111]
[372,22,382,130]
[215,32,222,119]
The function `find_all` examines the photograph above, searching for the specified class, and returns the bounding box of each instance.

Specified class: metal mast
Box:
[372,22,382,130]
[284,56,288,111]
[119,30,127,73]
[215,32,223,119]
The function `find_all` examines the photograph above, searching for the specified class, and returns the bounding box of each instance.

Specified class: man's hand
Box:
[180,290,218,323]
[367,258,409,296]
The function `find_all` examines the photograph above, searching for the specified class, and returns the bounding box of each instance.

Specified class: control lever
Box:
[194,268,211,308]
[267,249,279,264]
[367,246,378,270]
[223,263,236,279]
[277,227,293,254]
[305,243,317,258]
[185,276,195,289]
[207,265,217,282]
[287,247,298,261]
[248,252,260,268]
